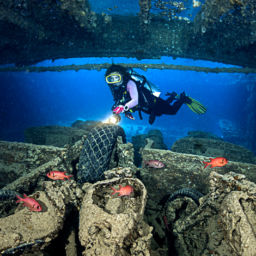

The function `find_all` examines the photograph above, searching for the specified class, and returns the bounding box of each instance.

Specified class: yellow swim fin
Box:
[186,96,207,115]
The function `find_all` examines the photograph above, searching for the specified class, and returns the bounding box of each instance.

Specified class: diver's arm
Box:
[125,80,139,110]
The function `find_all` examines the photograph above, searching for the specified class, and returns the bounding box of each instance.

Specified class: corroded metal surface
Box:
[1,62,256,73]
[0,0,255,67]
[0,131,256,255]
[172,171,256,255]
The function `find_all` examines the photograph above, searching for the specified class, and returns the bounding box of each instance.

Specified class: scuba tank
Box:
[126,68,161,98]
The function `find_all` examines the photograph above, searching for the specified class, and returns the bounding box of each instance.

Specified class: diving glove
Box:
[113,105,125,114]
[113,105,130,115]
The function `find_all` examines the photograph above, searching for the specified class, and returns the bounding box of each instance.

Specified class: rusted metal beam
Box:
[0,63,256,74]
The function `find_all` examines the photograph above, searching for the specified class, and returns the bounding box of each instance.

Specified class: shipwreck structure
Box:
[0,125,256,255]
[0,0,255,68]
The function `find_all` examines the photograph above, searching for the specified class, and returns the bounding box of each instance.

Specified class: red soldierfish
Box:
[16,194,42,212]
[111,185,134,197]
[144,160,165,169]
[202,157,228,168]
[47,171,73,180]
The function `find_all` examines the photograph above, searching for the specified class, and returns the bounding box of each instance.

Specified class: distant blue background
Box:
[88,0,204,20]
[0,57,253,151]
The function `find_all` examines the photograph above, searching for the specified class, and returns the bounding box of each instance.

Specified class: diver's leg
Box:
[166,100,184,114]
[165,92,177,104]
[149,111,156,124]
[147,93,188,123]
[164,92,191,114]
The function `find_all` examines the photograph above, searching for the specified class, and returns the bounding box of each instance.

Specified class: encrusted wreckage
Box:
[171,171,256,256]
[0,124,256,255]
[0,0,255,68]
[79,177,152,256]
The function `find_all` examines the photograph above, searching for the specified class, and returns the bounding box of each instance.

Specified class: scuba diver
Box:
[105,64,206,124]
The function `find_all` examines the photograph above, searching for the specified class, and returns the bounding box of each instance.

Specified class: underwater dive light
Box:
[102,114,121,124]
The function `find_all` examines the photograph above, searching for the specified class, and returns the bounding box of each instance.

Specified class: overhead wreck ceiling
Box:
[0,0,256,68]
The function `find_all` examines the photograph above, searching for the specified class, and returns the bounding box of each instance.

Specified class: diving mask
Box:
[105,72,122,85]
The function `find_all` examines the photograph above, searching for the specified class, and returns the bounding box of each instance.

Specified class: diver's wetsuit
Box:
[151,94,185,115]
[125,80,138,109]
[138,86,186,124]
[110,77,187,125]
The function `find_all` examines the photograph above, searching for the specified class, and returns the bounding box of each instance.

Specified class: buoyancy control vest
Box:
[127,68,161,113]
[127,68,161,98]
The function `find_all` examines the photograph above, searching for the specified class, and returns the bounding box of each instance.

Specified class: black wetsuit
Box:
[138,87,187,124]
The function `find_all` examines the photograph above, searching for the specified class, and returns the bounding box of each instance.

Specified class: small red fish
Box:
[144,160,165,169]
[47,170,73,180]
[111,185,134,197]
[16,194,42,212]
[202,157,228,168]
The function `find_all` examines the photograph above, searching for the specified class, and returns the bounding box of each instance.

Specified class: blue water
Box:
[0,57,255,152]
[88,0,204,21]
